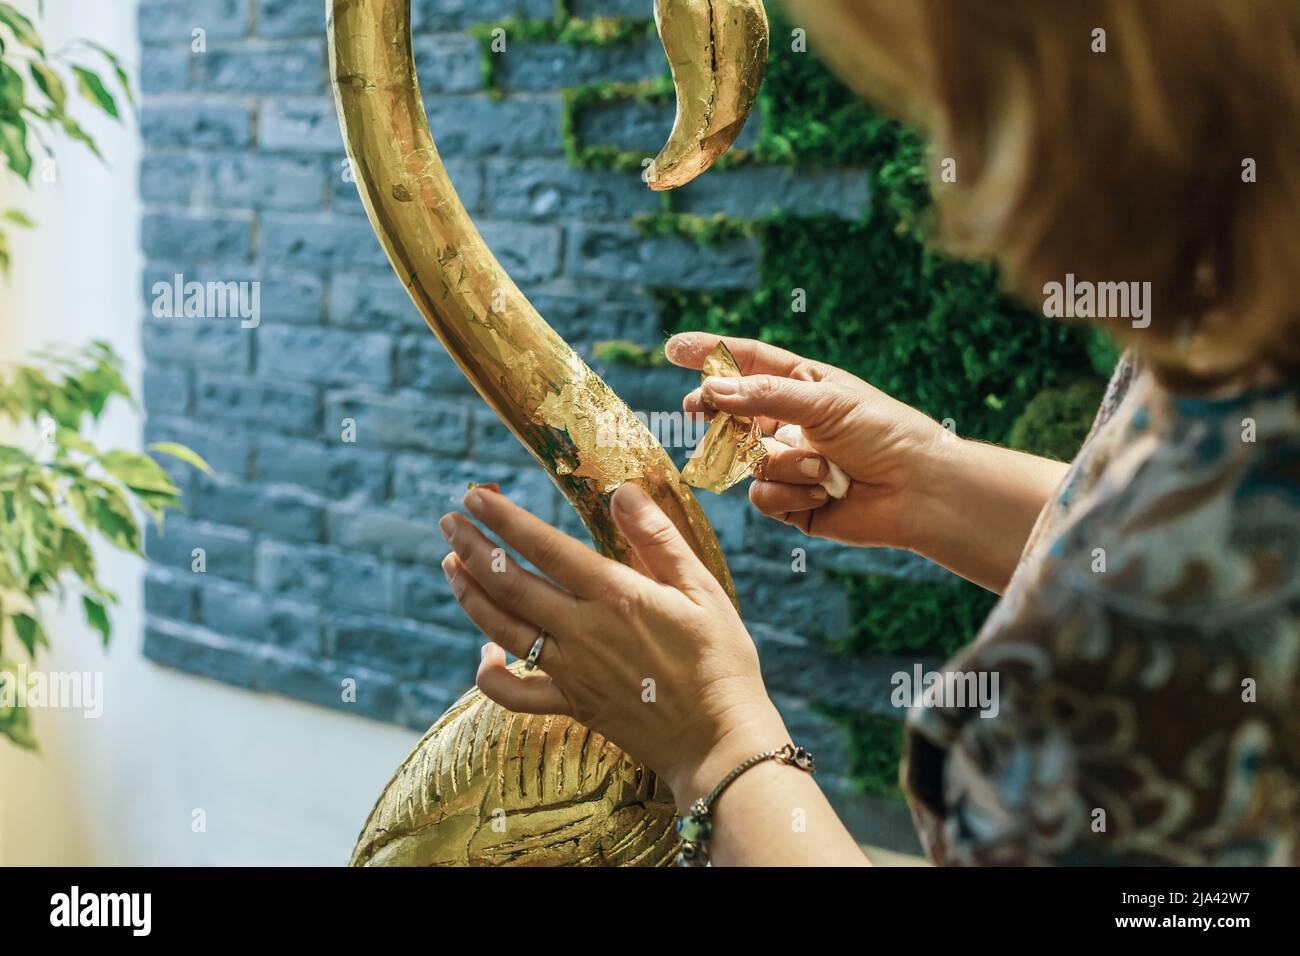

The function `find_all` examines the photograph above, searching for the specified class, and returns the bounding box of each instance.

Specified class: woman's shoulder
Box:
[1045,370,1300,624]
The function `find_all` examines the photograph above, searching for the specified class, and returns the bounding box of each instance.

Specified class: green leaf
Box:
[0,114,32,181]
[82,595,110,645]
[55,426,98,458]
[0,58,23,113]
[80,40,135,112]
[53,111,101,160]
[71,66,118,120]
[0,4,43,54]
[148,441,212,475]
[57,528,96,584]
[11,612,45,656]
[88,486,141,555]
[2,208,33,227]
[100,449,177,495]
[28,59,66,113]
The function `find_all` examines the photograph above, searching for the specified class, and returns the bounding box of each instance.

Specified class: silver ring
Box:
[524,631,546,671]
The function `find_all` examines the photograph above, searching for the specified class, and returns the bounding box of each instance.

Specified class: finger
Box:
[476,643,572,715]
[439,512,578,628]
[757,438,827,485]
[442,553,561,667]
[701,374,854,433]
[462,486,606,599]
[611,483,711,592]
[665,332,831,380]
[685,387,782,437]
[749,479,829,516]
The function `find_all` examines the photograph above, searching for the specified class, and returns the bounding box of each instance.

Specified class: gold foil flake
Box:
[681,342,768,494]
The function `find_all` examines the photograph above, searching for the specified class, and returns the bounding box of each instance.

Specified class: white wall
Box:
[0,0,420,866]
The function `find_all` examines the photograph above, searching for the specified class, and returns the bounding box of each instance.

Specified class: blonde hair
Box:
[792,0,1300,388]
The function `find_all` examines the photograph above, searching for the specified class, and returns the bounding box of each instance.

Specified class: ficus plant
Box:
[1,3,205,748]
[1,0,133,271]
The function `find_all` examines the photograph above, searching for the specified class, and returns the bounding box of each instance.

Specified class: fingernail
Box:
[808,486,828,501]
[438,514,458,543]
[799,456,825,479]
[704,376,738,396]
[613,482,651,516]
[463,489,485,515]
[480,643,492,660]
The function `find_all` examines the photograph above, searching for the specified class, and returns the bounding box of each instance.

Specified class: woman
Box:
[437,0,1300,865]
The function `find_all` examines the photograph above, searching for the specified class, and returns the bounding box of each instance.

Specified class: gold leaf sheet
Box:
[681,342,768,494]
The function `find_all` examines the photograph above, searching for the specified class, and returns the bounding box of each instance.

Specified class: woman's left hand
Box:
[438,482,788,807]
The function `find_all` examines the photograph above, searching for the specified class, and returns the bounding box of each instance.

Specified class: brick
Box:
[729,555,851,640]
[493,36,662,91]
[592,360,696,414]
[411,35,483,94]
[146,517,256,583]
[323,389,470,453]
[394,336,477,395]
[398,681,464,731]
[195,374,320,435]
[193,480,327,542]
[329,272,420,331]
[140,154,201,204]
[140,48,194,94]
[477,221,561,283]
[201,39,324,94]
[571,0,647,16]
[329,613,476,682]
[143,617,264,690]
[142,318,251,373]
[327,502,444,564]
[530,292,659,347]
[675,167,872,221]
[143,212,253,262]
[568,223,760,289]
[142,102,253,149]
[139,0,250,43]
[144,416,254,483]
[482,159,658,220]
[422,95,563,157]
[412,0,553,31]
[576,99,761,157]
[694,488,749,554]
[259,98,343,152]
[210,153,326,210]
[260,212,390,269]
[261,652,402,722]
[145,566,198,622]
[257,269,327,324]
[250,434,389,501]
[194,577,322,654]
[390,562,466,630]
[389,456,560,523]
[257,539,394,614]
[257,325,393,387]
[143,365,191,416]
[256,0,324,38]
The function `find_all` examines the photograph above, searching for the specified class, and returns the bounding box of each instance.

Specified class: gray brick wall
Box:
[138,0,920,850]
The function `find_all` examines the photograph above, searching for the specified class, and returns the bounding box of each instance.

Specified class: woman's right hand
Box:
[667,332,951,550]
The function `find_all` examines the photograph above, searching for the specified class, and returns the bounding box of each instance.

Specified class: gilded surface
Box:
[329,0,768,866]
[681,342,769,493]
[649,0,770,190]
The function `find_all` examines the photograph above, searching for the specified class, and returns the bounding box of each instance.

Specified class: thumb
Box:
[702,374,852,432]
[611,483,706,589]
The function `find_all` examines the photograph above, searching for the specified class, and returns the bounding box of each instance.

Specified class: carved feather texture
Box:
[350,663,680,867]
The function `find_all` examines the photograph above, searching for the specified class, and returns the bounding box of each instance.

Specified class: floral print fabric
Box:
[904,351,1300,865]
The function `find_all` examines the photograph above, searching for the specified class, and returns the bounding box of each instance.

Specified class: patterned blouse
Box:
[903,350,1300,865]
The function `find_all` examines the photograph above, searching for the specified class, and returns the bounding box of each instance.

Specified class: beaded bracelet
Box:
[675,742,816,867]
